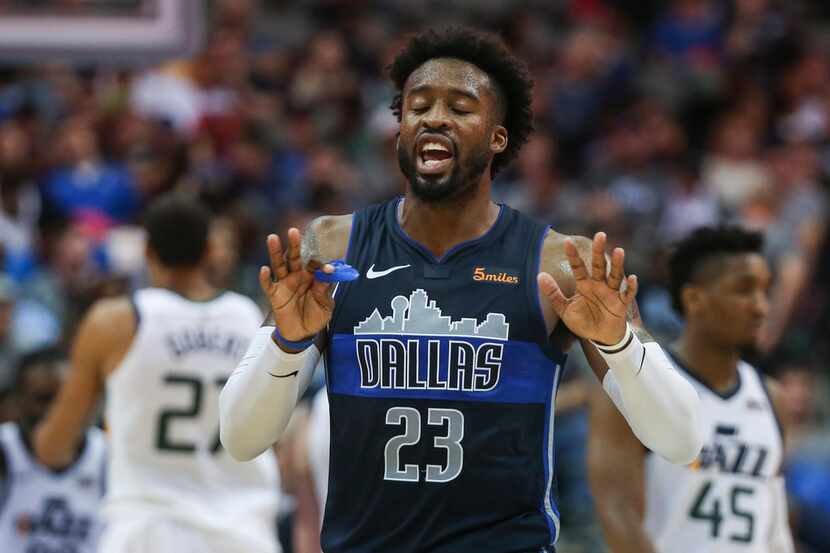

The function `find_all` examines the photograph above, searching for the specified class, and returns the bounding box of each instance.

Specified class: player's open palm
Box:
[259,228,335,343]
[538,232,637,346]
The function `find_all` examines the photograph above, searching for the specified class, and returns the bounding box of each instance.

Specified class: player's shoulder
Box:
[539,231,593,296]
[309,213,353,236]
[303,213,354,263]
[73,296,138,361]
[755,368,785,418]
[541,230,592,259]
[84,296,136,334]
[737,360,772,391]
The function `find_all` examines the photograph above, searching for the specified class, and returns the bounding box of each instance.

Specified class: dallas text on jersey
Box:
[353,289,507,393]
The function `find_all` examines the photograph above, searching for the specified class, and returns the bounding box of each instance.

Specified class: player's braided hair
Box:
[668,226,764,315]
[388,26,534,177]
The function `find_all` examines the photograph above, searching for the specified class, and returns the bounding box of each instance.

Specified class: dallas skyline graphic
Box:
[354,289,509,340]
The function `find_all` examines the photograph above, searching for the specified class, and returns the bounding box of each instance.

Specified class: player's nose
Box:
[421,101,452,130]
[751,289,769,318]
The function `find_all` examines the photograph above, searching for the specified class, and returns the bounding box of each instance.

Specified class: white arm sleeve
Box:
[767,475,796,553]
[219,326,321,461]
[596,325,703,464]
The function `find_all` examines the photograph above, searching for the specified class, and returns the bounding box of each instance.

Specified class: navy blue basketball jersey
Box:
[323,199,565,553]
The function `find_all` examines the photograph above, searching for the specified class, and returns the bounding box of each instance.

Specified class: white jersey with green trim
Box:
[644,359,788,553]
[0,423,105,553]
[103,288,280,553]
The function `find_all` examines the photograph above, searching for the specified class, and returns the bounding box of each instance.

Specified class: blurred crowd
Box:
[1,0,829,551]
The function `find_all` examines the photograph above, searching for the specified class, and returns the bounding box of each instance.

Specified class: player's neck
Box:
[158,269,218,302]
[676,330,740,393]
[400,185,499,259]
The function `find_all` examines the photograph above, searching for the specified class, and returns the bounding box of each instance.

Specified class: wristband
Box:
[591,322,634,354]
[271,325,315,351]
[593,324,650,378]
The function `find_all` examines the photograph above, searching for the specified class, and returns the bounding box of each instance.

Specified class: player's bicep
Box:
[35,307,106,466]
[64,312,107,416]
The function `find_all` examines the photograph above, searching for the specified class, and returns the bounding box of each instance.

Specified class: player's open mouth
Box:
[416,135,455,175]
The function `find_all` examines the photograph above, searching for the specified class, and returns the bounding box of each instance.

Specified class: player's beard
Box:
[398,140,490,204]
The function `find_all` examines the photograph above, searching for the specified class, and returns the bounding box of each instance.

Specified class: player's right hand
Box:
[259,228,335,347]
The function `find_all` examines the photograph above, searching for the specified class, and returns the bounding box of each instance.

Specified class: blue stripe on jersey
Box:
[328,333,562,404]
[541,364,564,544]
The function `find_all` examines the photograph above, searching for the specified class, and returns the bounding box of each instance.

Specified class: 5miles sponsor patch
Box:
[472,266,519,285]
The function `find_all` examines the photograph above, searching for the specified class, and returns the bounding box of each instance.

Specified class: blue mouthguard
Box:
[314,259,360,282]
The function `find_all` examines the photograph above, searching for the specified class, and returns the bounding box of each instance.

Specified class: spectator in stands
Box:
[40,117,139,225]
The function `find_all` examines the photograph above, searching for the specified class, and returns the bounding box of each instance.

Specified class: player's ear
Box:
[681,285,703,317]
[491,125,507,154]
[202,231,215,264]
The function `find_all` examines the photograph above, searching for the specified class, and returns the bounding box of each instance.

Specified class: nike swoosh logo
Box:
[366,264,411,279]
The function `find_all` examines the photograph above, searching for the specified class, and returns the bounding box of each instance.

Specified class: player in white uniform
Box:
[306,387,330,516]
[33,194,281,553]
[589,226,794,553]
[287,386,330,544]
[0,347,106,553]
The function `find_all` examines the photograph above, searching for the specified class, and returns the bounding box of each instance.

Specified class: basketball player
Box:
[305,388,329,519]
[33,194,281,553]
[221,27,703,552]
[0,347,106,553]
[589,226,795,553]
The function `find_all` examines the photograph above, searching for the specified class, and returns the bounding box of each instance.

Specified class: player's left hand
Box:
[537,232,637,346]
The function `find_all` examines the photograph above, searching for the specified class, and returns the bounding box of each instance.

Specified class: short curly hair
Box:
[144,192,211,268]
[388,26,534,177]
[668,226,764,315]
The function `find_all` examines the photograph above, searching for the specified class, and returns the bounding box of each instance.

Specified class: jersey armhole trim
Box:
[104,295,143,388]
[128,292,141,329]
[342,211,358,266]
[528,225,551,342]
[331,212,358,304]
[0,440,9,518]
[328,211,360,347]
[757,369,786,454]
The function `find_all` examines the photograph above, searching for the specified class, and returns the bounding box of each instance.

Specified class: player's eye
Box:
[735,282,758,296]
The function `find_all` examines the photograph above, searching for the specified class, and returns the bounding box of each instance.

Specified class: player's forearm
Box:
[596,501,657,553]
[33,379,98,468]
[596,325,703,464]
[219,326,318,461]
